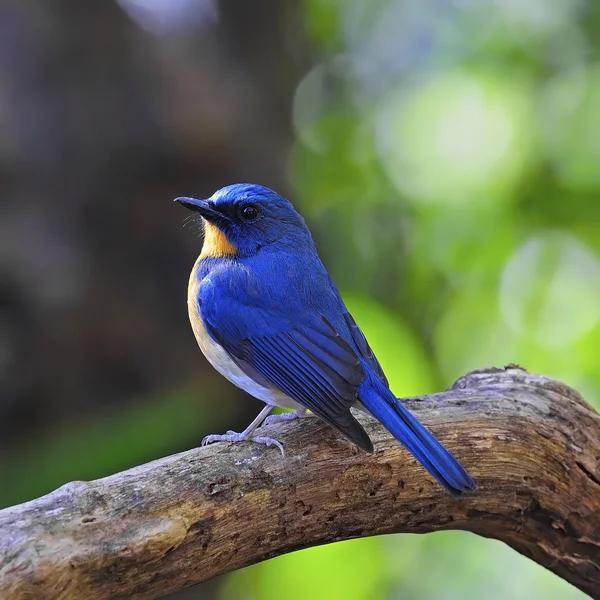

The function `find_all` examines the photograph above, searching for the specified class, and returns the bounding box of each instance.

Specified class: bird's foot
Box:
[262,409,307,427]
[250,436,285,457]
[201,430,285,457]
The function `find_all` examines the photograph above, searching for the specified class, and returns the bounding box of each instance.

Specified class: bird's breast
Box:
[187,259,301,410]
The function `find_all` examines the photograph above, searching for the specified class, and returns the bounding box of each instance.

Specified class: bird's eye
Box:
[238,204,260,222]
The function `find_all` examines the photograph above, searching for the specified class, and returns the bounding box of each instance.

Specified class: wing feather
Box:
[198,276,373,451]
[343,312,389,386]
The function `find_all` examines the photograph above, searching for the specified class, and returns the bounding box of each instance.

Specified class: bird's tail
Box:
[359,371,476,496]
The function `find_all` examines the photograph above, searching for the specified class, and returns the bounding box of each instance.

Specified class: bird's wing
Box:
[198,279,373,452]
[343,312,389,387]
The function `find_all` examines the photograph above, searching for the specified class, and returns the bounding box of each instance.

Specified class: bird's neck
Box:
[200,222,237,259]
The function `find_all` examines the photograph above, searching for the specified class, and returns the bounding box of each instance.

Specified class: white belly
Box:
[188,275,301,410]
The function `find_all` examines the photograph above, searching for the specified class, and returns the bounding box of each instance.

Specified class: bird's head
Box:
[175,184,312,258]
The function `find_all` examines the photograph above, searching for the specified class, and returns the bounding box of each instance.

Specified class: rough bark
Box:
[1,366,599,600]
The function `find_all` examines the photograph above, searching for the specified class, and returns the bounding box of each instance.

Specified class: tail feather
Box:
[359,373,476,496]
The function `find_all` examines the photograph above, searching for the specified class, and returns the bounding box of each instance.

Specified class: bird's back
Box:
[238,247,357,340]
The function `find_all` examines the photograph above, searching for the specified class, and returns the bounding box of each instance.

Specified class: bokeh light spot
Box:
[376,70,534,208]
[541,64,600,190]
[499,233,600,348]
[116,0,217,35]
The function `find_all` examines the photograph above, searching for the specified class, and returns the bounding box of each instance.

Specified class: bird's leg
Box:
[262,408,308,427]
[201,405,286,456]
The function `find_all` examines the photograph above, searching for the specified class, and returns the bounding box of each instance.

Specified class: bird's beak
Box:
[174,197,226,224]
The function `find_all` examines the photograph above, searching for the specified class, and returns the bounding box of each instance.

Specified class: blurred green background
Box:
[1,0,598,598]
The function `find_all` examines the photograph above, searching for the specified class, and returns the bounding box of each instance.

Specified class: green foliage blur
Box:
[2,0,598,598]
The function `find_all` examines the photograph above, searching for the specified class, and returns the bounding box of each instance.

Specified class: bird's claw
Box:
[251,436,285,457]
[201,432,285,457]
[201,432,243,446]
[262,409,306,427]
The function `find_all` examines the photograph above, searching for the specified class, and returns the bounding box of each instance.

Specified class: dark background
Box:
[1,1,598,598]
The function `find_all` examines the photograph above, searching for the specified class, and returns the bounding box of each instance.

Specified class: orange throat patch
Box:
[200,221,237,259]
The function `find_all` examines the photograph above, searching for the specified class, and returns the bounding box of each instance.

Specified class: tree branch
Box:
[1,366,599,600]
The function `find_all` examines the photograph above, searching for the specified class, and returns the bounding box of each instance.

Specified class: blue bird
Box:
[176,184,476,495]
